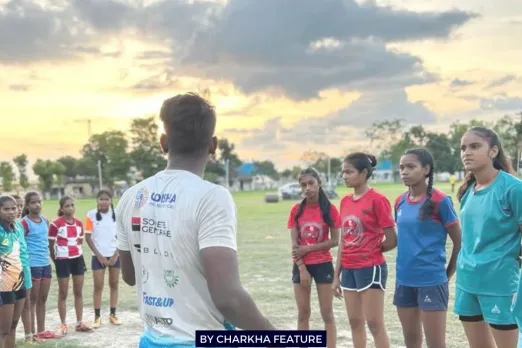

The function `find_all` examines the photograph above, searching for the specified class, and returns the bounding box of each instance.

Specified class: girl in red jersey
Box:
[49,196,93,336]
[288,168,340,348]
[332,153,397,348]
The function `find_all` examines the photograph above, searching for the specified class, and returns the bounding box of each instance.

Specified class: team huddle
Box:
[0,190,121,348]
[2,92,522,348]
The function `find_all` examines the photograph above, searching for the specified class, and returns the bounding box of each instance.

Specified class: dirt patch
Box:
[17,308,143,348]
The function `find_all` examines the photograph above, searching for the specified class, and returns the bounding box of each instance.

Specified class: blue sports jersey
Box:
[394,189,459,287]
[22,216,50,268]
[457,170,522,296]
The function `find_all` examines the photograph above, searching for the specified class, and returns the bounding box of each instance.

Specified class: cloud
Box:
[181,0,476,99]
[1,0,476,101]
[486,75,519,89]
[231,88,436,150]
[450,78,474,89]
[480,95,522,111]
[9,83,30,91]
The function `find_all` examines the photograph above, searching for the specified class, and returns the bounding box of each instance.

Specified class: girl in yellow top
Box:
[85,190,121,329]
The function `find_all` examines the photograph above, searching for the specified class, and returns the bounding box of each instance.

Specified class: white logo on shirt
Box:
[424,295,431,303]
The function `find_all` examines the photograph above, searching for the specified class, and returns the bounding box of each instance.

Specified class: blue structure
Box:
[236,162,256,178]
[376,158,392,170]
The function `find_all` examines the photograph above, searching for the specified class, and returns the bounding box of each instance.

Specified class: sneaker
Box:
[75,322,94,333]
[24,336,38,344]
[109,314,122,326]
[36,331,61,339]
[93,317,102,329]
[58,324,68,337]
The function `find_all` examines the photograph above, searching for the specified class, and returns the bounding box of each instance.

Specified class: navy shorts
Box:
[340,263,388,292]
[0,288,27,305]
[30,265,52,280]
[92,256,121,271]
[292,262,334,284]
[393,282,449,311]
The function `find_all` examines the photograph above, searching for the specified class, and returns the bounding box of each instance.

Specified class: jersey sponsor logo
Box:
[164,270,179,288]
[143,293,174,308]
[130,218,171,237]
[149,193,177,208]
[134,187,149,208]
[132,217,141,232]
[144,314,173,327]
[342,215,364,246]
[299,222,324,245]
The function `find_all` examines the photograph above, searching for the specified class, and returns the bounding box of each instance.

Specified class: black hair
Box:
[343,152,378,179]
[12,194,22,200]
[294,168,333,229]
[57,195,74,217]
[96,189,116,222]
[22,191,40,218]
[403,148,435,220]
[0,195,16,208]
[457,126,514,202]
[159,92,216,156]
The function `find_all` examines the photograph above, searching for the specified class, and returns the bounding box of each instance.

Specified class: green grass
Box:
[17,182,468,347]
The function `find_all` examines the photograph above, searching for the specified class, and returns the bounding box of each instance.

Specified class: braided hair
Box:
[96,189,116,222]
[294,168,333,229]
[457,126,514,202]
[404,148,435,220]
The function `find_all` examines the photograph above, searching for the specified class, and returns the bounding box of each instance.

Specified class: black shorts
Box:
[0,288,26,305]
[292,262,334,284]
[92,256,121,271]
[54,256,87,279]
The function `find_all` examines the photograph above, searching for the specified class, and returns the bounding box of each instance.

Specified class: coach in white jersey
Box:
[116,93,275,347]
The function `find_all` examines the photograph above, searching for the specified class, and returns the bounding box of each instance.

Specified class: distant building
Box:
[232,162,277,191]
[371,158,394,183]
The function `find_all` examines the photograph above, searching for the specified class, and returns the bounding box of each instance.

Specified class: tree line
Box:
[1,112,521,195]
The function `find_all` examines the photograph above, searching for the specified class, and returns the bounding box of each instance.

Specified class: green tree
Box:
[13,154,29,190]
[57,156,79,180]
[253,160,279,179]
[32,160,65,195]
[129,116,167,180]
[0,162,15,192]
[425,133,456,173]
[81,130,131,187]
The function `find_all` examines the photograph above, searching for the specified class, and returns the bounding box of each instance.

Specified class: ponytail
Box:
[457,172,476,202]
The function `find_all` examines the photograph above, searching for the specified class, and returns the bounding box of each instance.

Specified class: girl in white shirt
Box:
[85,190,121,329]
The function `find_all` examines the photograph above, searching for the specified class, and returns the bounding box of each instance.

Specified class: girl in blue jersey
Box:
[21,192,59,341]
[456,127,522,348]
[394,148,461,348]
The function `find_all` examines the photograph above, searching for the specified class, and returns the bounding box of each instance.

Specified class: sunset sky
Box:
[1,0,522,176]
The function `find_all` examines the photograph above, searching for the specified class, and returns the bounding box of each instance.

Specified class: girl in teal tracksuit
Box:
[0,195,31,348]
[456,127,522,348]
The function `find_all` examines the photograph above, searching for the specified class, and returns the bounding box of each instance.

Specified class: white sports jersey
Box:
[85,209,117,257]
[116,169,237,346]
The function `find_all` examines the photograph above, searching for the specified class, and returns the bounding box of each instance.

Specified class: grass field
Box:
[15,182,469,348]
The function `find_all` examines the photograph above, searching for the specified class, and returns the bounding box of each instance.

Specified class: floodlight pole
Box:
[97,160,103,189]
[327,157,332,189]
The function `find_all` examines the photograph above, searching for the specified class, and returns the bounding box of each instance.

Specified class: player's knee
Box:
[403,330,422,347]
[320,308,334,324]
[366,318,385,336]
[297,307,311,322]
[348,317,365,331]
